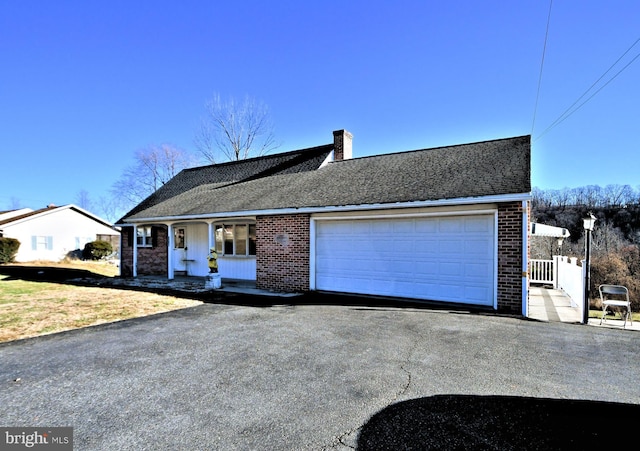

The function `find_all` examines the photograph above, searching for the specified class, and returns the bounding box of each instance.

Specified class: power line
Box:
[531,0,554,135]
[535,37,640,141]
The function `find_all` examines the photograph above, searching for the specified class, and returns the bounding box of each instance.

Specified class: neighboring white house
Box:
[0,208,33,222]
[0,204,120,262]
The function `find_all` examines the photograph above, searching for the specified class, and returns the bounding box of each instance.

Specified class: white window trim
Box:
[214,222,256,257]
[137,226,153,248]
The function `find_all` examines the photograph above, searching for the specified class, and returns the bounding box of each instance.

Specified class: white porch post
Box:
[118,227,124,271]
[167,223,175,280]
[208,222,214,254]
[553,255,560,289]
[132,224,138,278]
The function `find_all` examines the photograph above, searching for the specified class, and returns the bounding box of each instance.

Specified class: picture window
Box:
[214,223,256,256]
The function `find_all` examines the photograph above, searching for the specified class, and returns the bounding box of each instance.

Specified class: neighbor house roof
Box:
[0,205,117,230]
[121,135,530,222]
[0,206,58,227]
[0,208,33,223]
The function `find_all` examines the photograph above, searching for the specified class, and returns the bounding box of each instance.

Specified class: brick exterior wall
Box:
[497,201,527,313]
[120,229,133,277]
[256,214,310,292]
[119,226,168,277]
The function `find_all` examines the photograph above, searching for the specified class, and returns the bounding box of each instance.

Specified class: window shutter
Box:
[46,236,53,250]
[126,227,133,247]
[31,236,37,250]
[151,226,158,248]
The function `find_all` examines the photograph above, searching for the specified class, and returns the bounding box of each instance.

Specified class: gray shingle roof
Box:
[118,144,333,222]
[122,135,530,221]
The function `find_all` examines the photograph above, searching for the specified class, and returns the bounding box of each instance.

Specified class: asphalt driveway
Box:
[1,298,639,450]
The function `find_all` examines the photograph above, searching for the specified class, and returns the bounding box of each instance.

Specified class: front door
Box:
[184,223,209,276]
[173,223,210,276]
[173,227,187,274]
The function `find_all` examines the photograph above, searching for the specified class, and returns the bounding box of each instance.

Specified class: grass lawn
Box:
[589,309,640,322]
[0,261,201,343]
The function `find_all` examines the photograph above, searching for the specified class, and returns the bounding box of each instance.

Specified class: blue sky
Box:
[1,0,638,216]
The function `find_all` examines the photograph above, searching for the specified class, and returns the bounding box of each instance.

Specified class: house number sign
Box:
[274,233,289,246]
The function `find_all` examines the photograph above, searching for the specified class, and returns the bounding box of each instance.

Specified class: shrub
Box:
[64,249,83,260]
[591,249,640,311]
[82,240,113,261]
[0,237,20,263]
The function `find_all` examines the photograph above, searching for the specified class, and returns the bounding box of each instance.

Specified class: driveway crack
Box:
[392,323,422,402]
[324,323,422,450]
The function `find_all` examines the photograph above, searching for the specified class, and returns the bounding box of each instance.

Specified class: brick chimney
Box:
[333,129,352,161]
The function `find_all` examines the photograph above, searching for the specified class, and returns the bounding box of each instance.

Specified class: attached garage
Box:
[312,212,497,307]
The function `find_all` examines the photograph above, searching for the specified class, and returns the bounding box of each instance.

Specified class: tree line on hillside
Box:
[532,184,640,210]
[531,184,640,310]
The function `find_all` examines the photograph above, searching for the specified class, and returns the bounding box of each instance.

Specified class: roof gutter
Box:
[116,192,531,225]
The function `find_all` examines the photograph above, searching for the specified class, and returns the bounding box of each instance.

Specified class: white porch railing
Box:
[529,256,585,318]
[530,259,554,284]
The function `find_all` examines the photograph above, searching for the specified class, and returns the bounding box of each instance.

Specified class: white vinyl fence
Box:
[554,256,584,309]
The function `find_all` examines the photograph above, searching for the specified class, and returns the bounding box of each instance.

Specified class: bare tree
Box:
[8,197,22,210]
[194,94,280,163]
[75,189,93,211]
[591,221,626,257]
[95,196,120,224]
[550,188,571,210]
[583,185,604,209]
[570,186,587,206]
[531,187,551,209]
[111,144,197,213]
[603,184,634,207]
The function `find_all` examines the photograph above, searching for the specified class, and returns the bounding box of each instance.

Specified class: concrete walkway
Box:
[528,286,581,323]
[529,286,639,331]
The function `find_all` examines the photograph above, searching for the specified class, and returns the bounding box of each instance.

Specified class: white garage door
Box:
[314,214,496,306]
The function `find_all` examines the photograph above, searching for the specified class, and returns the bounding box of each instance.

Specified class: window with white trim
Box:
[214,223,256,256]
[32,235,53,251]
[137,226,153,247]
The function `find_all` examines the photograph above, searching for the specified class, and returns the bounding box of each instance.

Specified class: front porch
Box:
[123,221,257,281]
[102,275,299,298]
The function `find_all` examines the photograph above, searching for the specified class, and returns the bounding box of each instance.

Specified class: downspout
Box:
[522,200,529,317]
